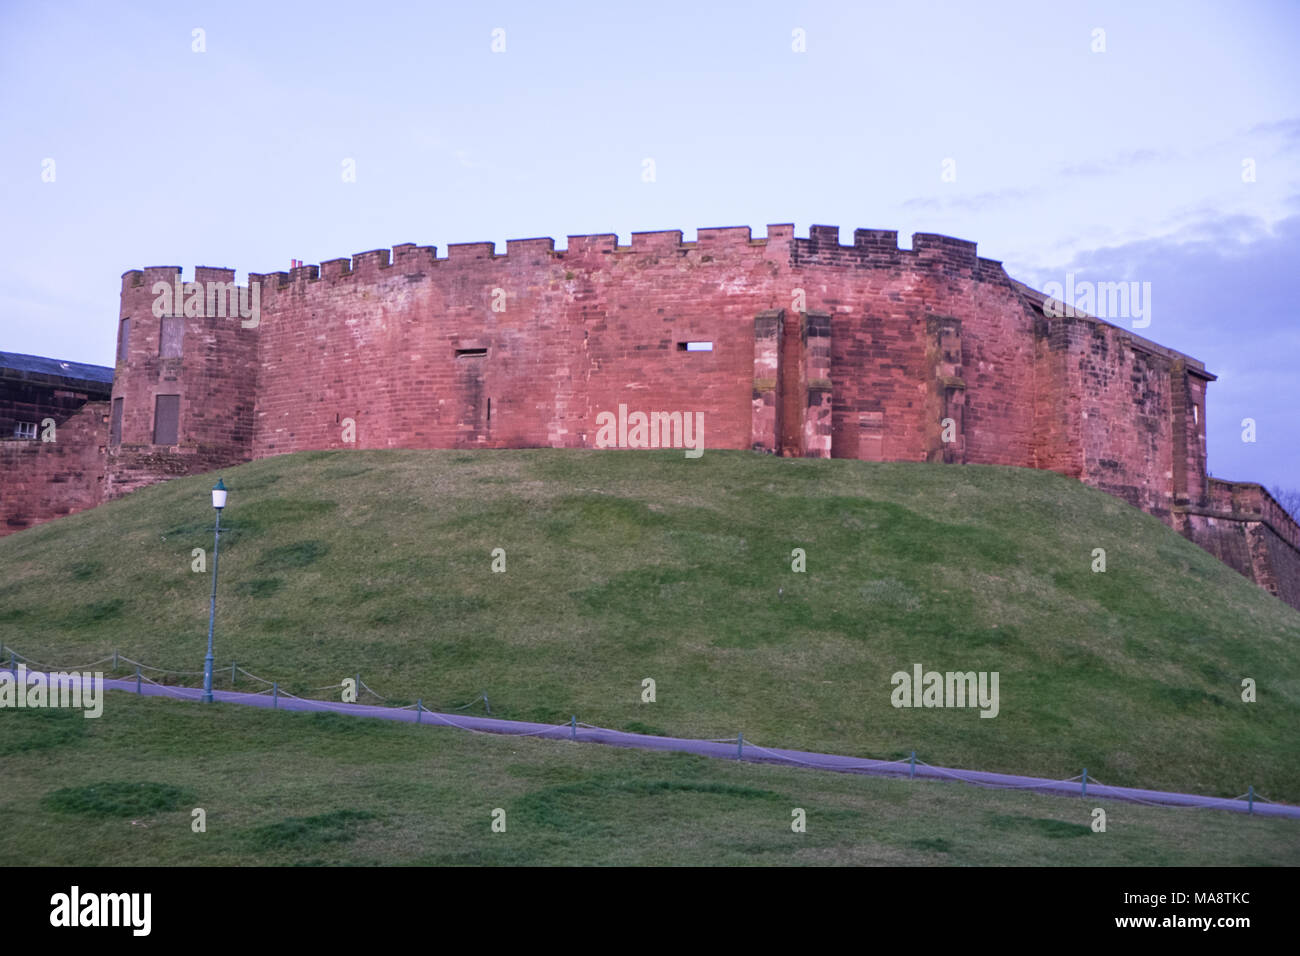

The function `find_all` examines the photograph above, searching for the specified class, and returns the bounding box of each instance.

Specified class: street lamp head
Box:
[212,478,227,510]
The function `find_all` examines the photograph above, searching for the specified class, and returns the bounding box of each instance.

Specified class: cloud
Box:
[1017,206,1300,489]
[901,187,1037,212]
[1246,117,1300,140]
[1059,148,1175,179]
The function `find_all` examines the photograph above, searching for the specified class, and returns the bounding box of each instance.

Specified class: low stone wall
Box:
[0,402,109,536]
[1177,479,1300,611]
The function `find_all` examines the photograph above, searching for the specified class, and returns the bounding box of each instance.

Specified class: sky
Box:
[1,0,1296,488]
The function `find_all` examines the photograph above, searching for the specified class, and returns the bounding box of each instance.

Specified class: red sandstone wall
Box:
[0,402,108,535]
[789,228,1039,466]
[1023,297,1212,521]
[791,228,933,461]
[1180,513,1255,579]
[248,224,1052,468]
[1030,313,1083,480]
[249,227,791,457]
[567,226,786,453]
[1177,480,1300,610]
[0,382,107,441]
[1071,322,1177,517]
[1180,514,1300,610]
[1175,367,1211,507]
[107,267,259,498]
[104,225,1212,494]
[1255,524,1300,609]
[1200,480,1300,552]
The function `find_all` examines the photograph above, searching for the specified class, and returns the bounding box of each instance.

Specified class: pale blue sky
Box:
[1,0,1296,486]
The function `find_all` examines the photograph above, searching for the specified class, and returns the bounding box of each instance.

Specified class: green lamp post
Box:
[203,478,227,703]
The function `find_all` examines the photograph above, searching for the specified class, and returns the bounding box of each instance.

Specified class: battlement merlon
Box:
[697,226,754,247]
[913,232,979,270]
[629,229,684,250]
[194,267,236,284]
[445,242,496,261]
[392,243,440,269]
[565,234,619,256]
[120,266,179,295]
[247,270,289,288]
[504,238,556,258]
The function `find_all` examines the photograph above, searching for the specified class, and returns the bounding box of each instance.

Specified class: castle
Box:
[2,223,1297,610]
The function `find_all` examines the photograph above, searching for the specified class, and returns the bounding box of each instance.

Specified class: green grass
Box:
[1,695,1295,866]
[42,781,195,819]
[1,448,1297,809]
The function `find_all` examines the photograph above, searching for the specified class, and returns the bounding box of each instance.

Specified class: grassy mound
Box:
[1,449,1297,802]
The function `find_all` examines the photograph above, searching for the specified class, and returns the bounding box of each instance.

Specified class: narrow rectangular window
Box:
[117,317,131,363]
[455,347,488,357]
[153,394,180,445]
[14,421,37,439]
[677,341,713,352]
[160,316,184,358]
[110,398,123,445]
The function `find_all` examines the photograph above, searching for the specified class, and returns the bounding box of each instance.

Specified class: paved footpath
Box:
[16,670,1300,819]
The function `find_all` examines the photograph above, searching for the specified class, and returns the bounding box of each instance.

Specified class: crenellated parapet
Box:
[788,224,1010,283]
[133,224,1021,314]
[181,224,788,299]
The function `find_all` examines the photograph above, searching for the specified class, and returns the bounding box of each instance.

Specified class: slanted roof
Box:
[0,351,114,392]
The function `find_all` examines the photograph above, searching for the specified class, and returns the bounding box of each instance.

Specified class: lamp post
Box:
[203,478,227,704]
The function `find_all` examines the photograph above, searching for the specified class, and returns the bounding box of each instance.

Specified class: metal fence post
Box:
[483,693,490,715]
[272,681,278,709]
[738,733,744,759]
[910,750,916,779]
[571,715,577,740]
[231,661,237,686]
[1081,768,1088,799]
[1248,785,1254,814]
[136,666,142,694]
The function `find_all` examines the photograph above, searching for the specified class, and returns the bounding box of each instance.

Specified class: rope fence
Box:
[0,641,488,715]
[0,640,1290,819]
